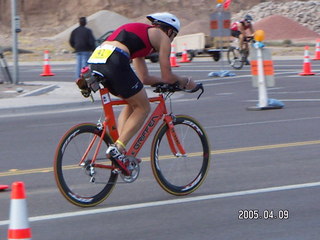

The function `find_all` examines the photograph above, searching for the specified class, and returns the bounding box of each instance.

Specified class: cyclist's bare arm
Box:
[239,24,250,39]
[248,25,255,38]
[133,57,163,85]
[147,28,196,90]
[133,56,198,91]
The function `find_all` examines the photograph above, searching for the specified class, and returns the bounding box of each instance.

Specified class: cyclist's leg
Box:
[239,33,245,50]
[117,105,133,140]
[243,39,249,52]
[241,39,250,64]
[231,30,240,49]
[117,88,150,150]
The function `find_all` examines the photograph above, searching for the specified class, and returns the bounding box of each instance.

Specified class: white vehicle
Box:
[146,33,224,62]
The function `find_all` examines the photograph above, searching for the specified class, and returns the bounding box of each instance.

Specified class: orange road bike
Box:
[54,83,210,207]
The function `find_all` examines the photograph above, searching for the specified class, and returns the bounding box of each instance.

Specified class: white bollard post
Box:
[247,29,284,111]
[256,46,268,108]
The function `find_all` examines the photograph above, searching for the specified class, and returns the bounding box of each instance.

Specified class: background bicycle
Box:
[227,36,255,70]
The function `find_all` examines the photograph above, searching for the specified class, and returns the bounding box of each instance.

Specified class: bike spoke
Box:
[54,124,117,207]
[151,116,210,195]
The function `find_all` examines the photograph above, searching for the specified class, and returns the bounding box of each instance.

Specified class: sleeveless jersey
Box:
[230,21,250,31]
[107,23,154,59]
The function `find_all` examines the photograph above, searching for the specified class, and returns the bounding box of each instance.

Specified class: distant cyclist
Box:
[230,14,255,63]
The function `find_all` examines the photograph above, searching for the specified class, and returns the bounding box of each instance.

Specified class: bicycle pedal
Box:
[112,168,122,174]
[90,176,95,183]
[126,155,142,165]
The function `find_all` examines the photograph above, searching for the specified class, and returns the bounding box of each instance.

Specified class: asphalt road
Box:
[1,58,320,239]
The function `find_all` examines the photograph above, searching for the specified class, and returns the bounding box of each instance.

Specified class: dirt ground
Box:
[253,15,320,41]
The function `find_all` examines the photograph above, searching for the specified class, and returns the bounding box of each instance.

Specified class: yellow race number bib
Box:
[88,45,116,64]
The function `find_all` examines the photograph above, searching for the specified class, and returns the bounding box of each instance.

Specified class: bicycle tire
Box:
[54,123,117,207]
[150,115,210,195]
[227,47,244,70]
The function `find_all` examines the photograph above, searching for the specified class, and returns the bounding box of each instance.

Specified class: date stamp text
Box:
[238,209,289,220]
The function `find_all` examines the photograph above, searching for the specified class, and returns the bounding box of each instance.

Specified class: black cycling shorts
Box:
[231,30,241,38]
[90,50,143,99]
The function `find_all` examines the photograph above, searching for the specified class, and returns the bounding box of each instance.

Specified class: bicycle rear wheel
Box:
[150,115,210,195]
[54,123,117,207]
[227,47,244,70]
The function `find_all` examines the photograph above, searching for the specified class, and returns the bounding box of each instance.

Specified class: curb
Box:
[0,100,101,116]
[18,84,59,97]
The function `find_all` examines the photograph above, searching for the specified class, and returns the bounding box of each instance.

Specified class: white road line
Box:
[205,116,320,129]
[0,181,319,226]
[274,99,320,102]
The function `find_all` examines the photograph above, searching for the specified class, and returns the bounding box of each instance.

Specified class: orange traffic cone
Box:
[299,46,315,76]
[170,44,180,67]
[8,182,32,240]
[179,43,191,63]
[0,184,9,191]
[312,39,320,60]
[40,50,55,76]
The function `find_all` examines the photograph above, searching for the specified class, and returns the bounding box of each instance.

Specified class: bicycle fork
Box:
[164,115,187,157]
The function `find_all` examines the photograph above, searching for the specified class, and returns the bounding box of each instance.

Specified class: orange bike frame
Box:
[98,88,186,158]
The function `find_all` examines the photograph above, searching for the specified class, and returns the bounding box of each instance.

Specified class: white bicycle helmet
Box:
[244,14,253,23]
[146,12,180,33]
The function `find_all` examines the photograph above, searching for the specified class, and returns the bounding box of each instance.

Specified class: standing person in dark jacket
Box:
[69,17,96,78]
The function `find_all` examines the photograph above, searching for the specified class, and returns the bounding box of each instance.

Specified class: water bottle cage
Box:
[85,75,98,92]
[84,70,105,93]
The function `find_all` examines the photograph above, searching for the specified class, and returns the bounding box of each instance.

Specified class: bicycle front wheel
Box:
[227,47,244,70]
[151,115,210,195]
[54,123,117,207]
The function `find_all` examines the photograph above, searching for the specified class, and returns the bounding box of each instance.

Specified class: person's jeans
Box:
[75,51,91,78]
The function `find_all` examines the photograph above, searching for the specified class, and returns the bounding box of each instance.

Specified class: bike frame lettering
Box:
[128,110,163,156]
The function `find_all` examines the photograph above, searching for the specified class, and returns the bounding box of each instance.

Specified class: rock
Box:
[16,88,24,93]
[253,15,320,41]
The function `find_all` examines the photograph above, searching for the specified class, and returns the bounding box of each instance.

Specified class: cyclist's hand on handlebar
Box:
[152,81,204,99]
[179,77,197,90]
[184,83,204,99]
[152,82,180,92]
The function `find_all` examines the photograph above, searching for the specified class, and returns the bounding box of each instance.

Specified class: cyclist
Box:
[84,12,197,165]
[230,14,255,64]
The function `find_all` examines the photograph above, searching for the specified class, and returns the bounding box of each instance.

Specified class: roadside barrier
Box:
[247,37,283,110]
[170,44,180,67]
[40,50,55,76]
[312,39,320,60]
[8,182,32,240]
[179,43,191,63]
[299,46,315,76]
